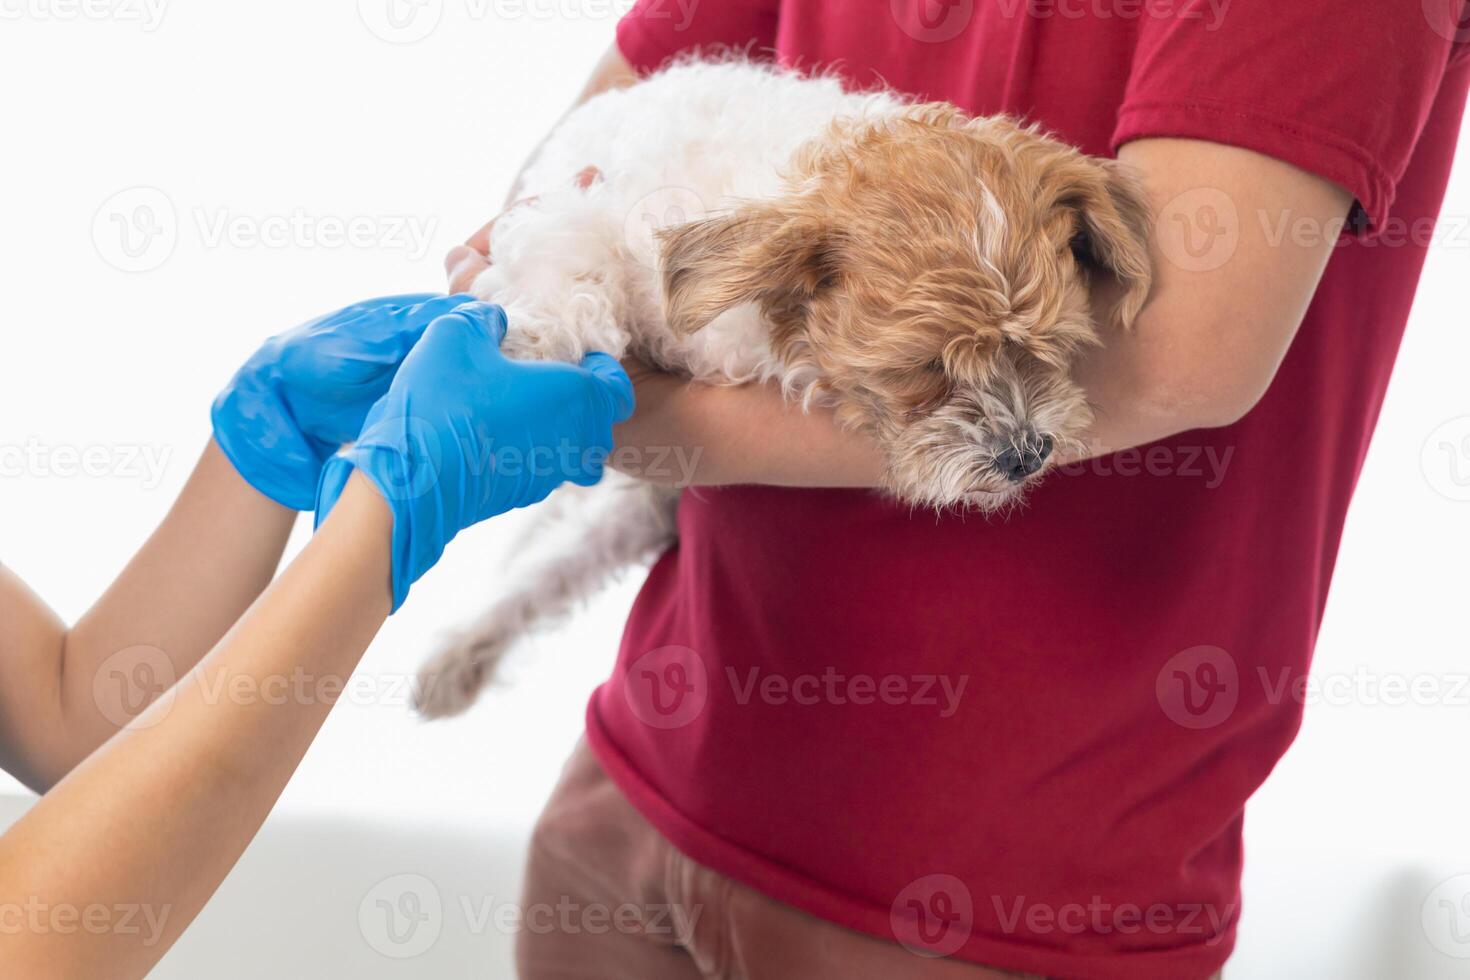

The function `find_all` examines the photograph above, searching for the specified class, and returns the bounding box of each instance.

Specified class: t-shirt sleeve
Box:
[616,0,780,76]
[1111,1,1461,235]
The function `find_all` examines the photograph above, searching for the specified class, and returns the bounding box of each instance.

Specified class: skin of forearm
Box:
[0,441,295,792]
[612,363,883,488]
[0,474,392,980]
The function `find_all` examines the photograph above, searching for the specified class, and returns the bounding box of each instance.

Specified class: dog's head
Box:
[658,106,1152,509]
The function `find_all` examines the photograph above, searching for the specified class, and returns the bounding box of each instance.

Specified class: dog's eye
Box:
[927,357,946,373]
[1068,230,1093,263]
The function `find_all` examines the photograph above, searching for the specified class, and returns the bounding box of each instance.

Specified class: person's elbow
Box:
[1133,341,1283,434]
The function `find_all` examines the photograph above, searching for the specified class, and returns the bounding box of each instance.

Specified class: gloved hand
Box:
[315,301,634,611]
[212,293,479,510]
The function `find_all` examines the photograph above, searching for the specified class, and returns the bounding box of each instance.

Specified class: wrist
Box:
[312,471,395,612]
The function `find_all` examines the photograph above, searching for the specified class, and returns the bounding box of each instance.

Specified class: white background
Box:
[1,2,1468,977]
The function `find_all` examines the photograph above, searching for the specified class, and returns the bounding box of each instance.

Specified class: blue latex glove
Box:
[315,301,634,611]
[212,293,479,510]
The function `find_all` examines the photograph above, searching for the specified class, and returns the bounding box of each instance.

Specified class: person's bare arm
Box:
[0,441,294,792]
[0,474,390,980]
[1065,138,1352,456]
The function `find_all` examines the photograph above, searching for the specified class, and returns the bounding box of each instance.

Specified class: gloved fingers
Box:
[578,351,636,424]
[418,301,509,350]
[332,292,482,357]
[317,293,445,331]
[385,293,482,346]
[279,293,486,394]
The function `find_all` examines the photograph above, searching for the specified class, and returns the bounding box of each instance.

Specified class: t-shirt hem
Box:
[1112,98,1396,237]
[584,694,1234,980]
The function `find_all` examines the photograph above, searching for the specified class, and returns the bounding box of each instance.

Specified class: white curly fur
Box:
[415,62,910,718]
[414,58,1141,717]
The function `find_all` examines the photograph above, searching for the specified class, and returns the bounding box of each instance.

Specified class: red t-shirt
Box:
[587,3,1470,977]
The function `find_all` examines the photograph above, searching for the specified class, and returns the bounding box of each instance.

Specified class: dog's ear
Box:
[657,201,839,337]
[1064,159,1154,331]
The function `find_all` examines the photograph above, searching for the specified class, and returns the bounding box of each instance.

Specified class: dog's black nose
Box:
[996,435,1054,483]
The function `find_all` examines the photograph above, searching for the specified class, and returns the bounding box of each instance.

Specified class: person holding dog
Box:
[443,5,1470,978]
[0,296,632,979]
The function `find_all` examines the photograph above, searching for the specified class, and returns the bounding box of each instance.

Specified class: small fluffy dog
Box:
[414,58,1151,718]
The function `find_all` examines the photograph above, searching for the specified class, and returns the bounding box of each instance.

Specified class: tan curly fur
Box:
[660,107,1152,508]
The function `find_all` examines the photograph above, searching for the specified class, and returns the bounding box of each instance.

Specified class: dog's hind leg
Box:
[413,478,680,719]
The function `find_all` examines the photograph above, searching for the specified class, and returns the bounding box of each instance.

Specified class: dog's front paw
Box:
[413,630,514,720]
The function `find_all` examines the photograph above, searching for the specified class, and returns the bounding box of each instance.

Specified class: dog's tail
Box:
[413,478,681,719]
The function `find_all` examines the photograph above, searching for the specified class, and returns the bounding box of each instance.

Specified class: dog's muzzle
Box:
[994,434,1054,483]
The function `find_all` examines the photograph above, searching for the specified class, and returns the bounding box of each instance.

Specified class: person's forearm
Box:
[0,474,391,980]
[0,441,295,791]
[612,363,883,489]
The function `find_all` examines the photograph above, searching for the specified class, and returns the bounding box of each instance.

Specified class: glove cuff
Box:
[316,446,443,613]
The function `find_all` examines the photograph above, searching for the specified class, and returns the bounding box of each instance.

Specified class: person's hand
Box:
[211,293,480,510]
[315,301,634,610]
[444,166,601,294]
